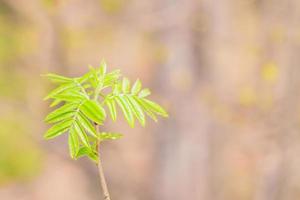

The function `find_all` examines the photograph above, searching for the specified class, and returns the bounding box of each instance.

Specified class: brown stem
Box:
[95,125,111,200]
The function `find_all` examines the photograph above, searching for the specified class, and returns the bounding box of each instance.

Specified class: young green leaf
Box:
[73,120,90,147]
[76,147,98,162]
[104,70,121,87]
[131,79,142,95]
[46,111,74,124]
[80,100,106,124]
[43,62,169,164]
[44,73,73,83]
[86,66,98,88]
[54,93,85,103]
[105,98,117,121]
[115,96,135,127]
[141,99,168,117]
[50,99,62,107]
[68,128,79,158]
[44,119,73,139]
[138,88,151,98]
[126,96,145,126]
[113,82,121,95]
[88,152,99,162]
[134,97,158,122]
[44,83,77,100]
[122,78,130,94]
[99,61,107,76]
[98,132,123,141]
[45,103,77,123]
[76,147,90,158]
[77,112,97,137]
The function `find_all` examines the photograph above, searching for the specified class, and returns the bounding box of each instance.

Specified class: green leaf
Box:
[99,132,123,141]
[44,83,77,100]
[134,97,158,122]
[131,79,142,95]
[45,103,77,123]
[43,63,169,163]
[138,88,151,98]
[46,111,74,123]
[54,92,86,103]
[113,82,121,95]
[140,99,168,117]
[77,112,97,137]
[68,128,79,158]
[78,70,92,83]
[122,78,130,93]
[44,73,73,83]
[44,119,73,139]
[76,147,90,158]
[104,70,121,87]
[87,153,99,163]
[73,120,90,147]
[90,66,100,88]
[126,96,145,126]
[50,99,62,107]
[115,96,134,127]
[76,147,98,162]
[105,98,117,121]
[80,100,106,124]
[82,67,96,88]
[99,60,107,76]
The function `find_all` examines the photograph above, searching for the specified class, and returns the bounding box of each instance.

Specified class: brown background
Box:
[1,0,300,199]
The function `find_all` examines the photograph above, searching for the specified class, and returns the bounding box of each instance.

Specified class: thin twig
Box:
[95,125,111,200]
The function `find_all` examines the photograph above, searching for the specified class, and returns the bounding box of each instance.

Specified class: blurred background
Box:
[1,0,300,199]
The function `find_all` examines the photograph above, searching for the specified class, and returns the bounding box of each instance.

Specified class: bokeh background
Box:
[1,0,300,199]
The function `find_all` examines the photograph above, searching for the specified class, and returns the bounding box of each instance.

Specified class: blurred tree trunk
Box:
[153,1,213,199]
[255,1,300,200]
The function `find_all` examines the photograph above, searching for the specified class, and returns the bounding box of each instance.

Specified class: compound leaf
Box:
[44,62,168,162]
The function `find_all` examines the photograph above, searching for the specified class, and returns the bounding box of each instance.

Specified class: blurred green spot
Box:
[0,69,26,99]
[99,0,126,13]
[261,62,279,83]
[42,0,57,9]
[239,86,257,107]
[0,116,42,185]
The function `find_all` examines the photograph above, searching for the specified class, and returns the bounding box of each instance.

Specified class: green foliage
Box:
[44,61,168,163]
